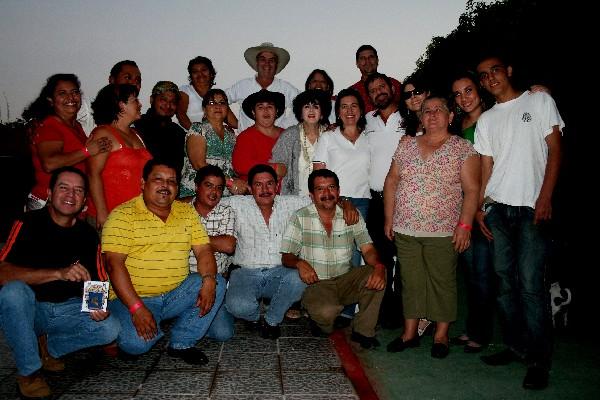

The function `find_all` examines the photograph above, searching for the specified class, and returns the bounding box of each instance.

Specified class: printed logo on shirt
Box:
[522,112,532,122]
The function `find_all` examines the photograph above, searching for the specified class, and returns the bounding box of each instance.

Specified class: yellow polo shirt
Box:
[102,195,209,297]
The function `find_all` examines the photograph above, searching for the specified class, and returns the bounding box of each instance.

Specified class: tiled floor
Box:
[0,318,359,399]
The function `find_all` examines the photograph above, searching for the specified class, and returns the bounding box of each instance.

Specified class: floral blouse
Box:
[392,135,477,236]
[180,120,236,197]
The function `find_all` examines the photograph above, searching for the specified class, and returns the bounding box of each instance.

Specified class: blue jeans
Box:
[485,203,553,366]
[461,225,495,345]
[109,274,225,355]
[206,300,234,342]
[225,266,306,326]
[0,281,120,376]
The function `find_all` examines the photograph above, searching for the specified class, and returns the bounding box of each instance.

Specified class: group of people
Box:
[0,41,563,399]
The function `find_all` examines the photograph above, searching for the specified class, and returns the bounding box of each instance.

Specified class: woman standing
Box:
[399,74,430,136]
[180,89,245,197]
[22,74,111,210]
[270,89,331,195]
[88,84,152,229]
[384,96,480,359]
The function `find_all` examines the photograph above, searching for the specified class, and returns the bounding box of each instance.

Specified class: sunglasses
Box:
[401,89,425,100]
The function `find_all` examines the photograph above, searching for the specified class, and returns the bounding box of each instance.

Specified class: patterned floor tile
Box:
[211,370,282,395]
[137,371,213,396]
[93,347,162,371]
[0,373,18,397]
[210,395,283,400]
[286,395,358,400]
[66,369,146,394]
[58,394,134,400]
[279,337,334,353]
[282,372,356,396]
[194,338,225,353]
[221,336,277,353]
[0,368,14,380]
[156,350,218,371]
[280,324,315,338]
[218,352,278,370]
[133,395,201,400]
[280,351,341,371]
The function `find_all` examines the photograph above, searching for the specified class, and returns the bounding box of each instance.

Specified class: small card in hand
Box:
[82,281,109,312]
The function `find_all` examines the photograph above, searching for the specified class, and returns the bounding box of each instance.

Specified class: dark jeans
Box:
[485,203,553,366]
[460,224,494,344]
[367,191,402,325]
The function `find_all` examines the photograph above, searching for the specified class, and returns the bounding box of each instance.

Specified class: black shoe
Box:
[166,347,209,365]
[260,320,281,340]
[431,342,450,359]
[117,349,141,362]
[386,336,420,352]
[464,343,485,354]
[308,319,330,338]
[351,331,380,349]
[333,315,352,329]
[523,366,549,390]
[244,319,260,332]
[481,349,522,366]
[449,335,470,346]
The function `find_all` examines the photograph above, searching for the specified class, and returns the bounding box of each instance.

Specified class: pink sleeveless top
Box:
[89,125,152,216]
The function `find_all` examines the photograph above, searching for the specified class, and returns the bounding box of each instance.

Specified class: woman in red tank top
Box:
[22,74,111,210]
[88,84,152,229]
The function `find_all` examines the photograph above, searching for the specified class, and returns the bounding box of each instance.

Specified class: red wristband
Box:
[457,222,472,231]
[374,263,386,269]
[128,301,143,314]
[82,147,91,158]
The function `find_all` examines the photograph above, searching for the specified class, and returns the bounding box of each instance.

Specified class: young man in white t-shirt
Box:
[474,54,563,391]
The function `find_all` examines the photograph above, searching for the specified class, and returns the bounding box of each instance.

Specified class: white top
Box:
[365,110,405,191]
[225,76,300,132]
[222,195,310,269]
[77,96,95,137]
[179,83,205,125]
[312,127,371,198]
[474,91,564,208]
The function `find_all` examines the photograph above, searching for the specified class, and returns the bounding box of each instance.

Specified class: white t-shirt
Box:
[365,110,405,191]
[474,91,564,208]
[225,76,299,132]
[179,84,205,125]
[312,127,371,198]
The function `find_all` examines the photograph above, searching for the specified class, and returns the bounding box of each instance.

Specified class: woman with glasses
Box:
[180,89,244,197]
[399,74,430,136]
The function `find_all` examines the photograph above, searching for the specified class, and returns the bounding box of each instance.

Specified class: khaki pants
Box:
[302,265,384,337]
[395,233,457,322]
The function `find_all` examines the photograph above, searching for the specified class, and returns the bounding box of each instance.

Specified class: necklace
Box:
[299,124,324,164]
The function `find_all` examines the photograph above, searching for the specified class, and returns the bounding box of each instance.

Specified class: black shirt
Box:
[0,208,101,302]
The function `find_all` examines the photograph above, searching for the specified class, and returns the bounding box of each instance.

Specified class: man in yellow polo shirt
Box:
[102,159,224,365]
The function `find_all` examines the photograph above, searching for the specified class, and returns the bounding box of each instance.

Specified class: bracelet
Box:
[374,263,386,270]
[201,274,217,281]
[226,178,234,189]
[457,222,472,231]
[128,300,143,315]
[82,147,91,158]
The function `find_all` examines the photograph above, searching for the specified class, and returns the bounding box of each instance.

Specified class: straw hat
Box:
[244,42,290,75]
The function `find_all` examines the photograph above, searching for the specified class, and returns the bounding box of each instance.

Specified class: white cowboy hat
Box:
[244,42,290,75]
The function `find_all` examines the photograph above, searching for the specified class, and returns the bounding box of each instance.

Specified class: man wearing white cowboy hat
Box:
[226,42,299,132]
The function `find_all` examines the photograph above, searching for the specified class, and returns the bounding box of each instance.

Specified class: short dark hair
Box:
[91,83,139,125]
[142,158,181,183]
[292,89,331,125]
[187,56,216,86]
[49,166,89,194]
[355,45,378,61]
[22,74,81,121]
[304,69,334,97]
[364,72,393,94]
[109,60,139,79]
[201,88,228,108]
[334,88,367,131]
[308,169,339,193]
[248,164,277,186]
[194,164,225,185]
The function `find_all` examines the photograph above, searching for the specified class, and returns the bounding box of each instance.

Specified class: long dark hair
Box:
[448,70,492,134]
[91,84,139,125]
[22,74,81,122]
[399,74,429,136]
[334,88,366,131]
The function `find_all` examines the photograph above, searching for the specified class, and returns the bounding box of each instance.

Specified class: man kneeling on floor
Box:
[281,169,386,348]
[102,158,225,364]
[0,167,120,399]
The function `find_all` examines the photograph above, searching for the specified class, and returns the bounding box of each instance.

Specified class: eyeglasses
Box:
[207,100,228,106]
[401,89,425,100]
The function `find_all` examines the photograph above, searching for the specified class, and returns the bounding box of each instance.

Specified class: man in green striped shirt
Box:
[281,169,386,349]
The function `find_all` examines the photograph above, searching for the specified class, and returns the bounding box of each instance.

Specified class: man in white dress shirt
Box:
[226,42,299,132]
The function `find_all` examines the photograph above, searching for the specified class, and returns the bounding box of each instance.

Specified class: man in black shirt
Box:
[0,166,119,399]
[134,81,187,173]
